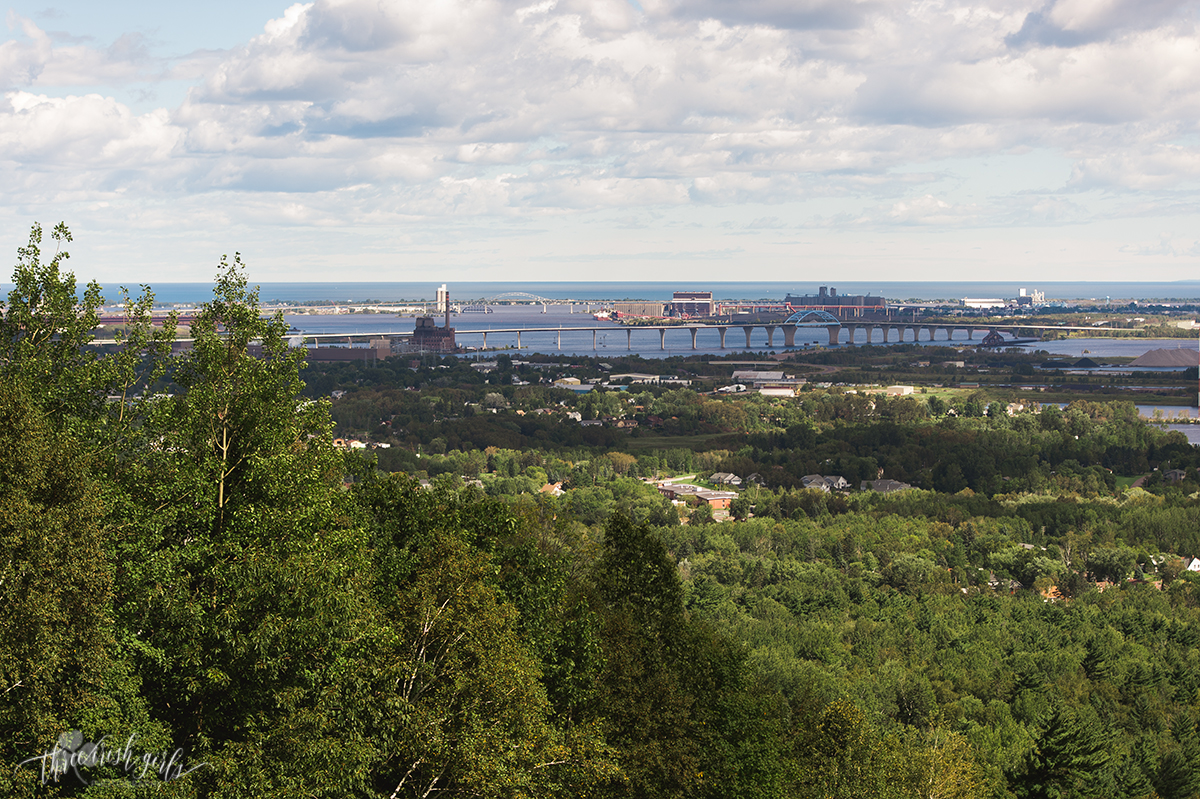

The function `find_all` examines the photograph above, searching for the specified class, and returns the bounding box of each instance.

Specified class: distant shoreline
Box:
[21,280,1200,305]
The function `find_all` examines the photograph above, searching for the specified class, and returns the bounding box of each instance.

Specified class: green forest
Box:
[4,223,1200,798]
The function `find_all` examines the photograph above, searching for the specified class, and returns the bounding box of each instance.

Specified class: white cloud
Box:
[1008,0,1193,47]
[1,0,1199,280]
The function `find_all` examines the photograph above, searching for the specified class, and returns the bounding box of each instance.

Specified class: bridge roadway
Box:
[283,321,1120,351]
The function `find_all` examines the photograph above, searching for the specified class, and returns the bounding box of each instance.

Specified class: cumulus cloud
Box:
[1,0,1199,234]
[1,12,164,89]
[1007,0,1194,48]
[648,0,878,31]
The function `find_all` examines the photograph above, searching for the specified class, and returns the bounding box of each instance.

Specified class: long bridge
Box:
[273,315,1133,352]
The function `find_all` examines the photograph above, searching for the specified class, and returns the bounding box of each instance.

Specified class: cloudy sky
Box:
[2,0,1199,284]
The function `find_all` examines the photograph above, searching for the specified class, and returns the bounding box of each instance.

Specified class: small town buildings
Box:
[658,484,701,500]
[696,490,738,509]
[609,373,663,384]
[732,370,787,383]
[657,483,738,509]
[710,472,743,487]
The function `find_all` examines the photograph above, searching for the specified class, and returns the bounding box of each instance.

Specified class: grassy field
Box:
[624,432,737,450]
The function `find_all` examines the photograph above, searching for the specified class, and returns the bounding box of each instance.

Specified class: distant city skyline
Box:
[2,0,1199,283]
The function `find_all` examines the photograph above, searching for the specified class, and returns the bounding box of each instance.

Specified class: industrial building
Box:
[613,290,715,319]
[668,291,715,317]
[784,286,887,319]
[612,300,667,318]
[405,285,457,352]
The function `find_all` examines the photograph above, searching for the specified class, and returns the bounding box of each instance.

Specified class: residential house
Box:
[801,475,832,492]
[803,475,851,492]
[861,478,912,493]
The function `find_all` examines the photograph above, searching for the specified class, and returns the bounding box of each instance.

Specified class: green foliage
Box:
[0,385,162,796]
[1012,705,1113,798]
[0,222,105,423]
[5,223,1200,798]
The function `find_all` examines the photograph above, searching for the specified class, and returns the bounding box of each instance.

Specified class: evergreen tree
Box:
[1013,706,1112,799]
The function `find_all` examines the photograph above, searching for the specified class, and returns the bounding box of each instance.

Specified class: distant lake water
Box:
[1017,338,1199,360]
[24,279,1200,305]
[1162,424,1200,445]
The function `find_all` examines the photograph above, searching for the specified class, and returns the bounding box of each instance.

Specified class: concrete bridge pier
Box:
[482,331,488,349]
[689,327,698,349]
[966,327,974,340]
[743,327,754,348]
[660,328,666,350]
[783,324,796,347]
[845,325,856,345]
[765,325,777,347]
[517,331,522,349]
[591,330,596,350]
[558,330,562,350]
[717,327,727,348]
[827,325,841,345]
[627,329,632,350]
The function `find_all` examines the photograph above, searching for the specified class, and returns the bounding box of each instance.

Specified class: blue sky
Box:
[2,0,1199,284]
